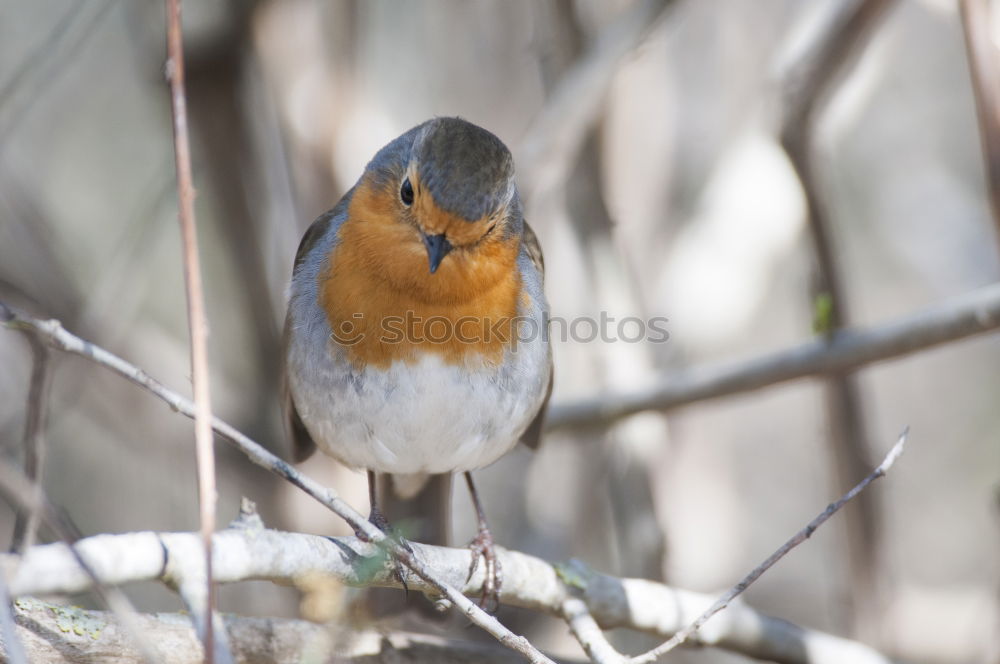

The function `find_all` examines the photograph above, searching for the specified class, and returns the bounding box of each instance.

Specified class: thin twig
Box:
[547,281,1000,429]
[629,429,908,663]
[164,0,218,660]
[0,303,554,664]
[959,0,1000,253]
[10,332,50,553]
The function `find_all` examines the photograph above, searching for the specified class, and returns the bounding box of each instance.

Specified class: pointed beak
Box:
[422,233,453,273]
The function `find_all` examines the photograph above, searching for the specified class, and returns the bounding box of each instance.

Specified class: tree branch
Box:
[562,598,627,664]
[547,281,1000,429]
[1,521,893,664]
[7,599,561,664]
[164,0,220,659]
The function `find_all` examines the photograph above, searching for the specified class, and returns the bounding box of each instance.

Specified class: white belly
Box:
[288,341,548,474]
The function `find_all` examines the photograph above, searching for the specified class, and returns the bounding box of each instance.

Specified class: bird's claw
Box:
[466,525,502,612]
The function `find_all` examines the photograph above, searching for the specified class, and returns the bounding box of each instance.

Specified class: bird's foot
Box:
[466,523,502,612]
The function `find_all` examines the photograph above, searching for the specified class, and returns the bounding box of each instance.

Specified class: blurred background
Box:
[1,1,998,662]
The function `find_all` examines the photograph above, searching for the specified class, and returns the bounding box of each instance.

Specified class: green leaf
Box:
[812,292,835,334]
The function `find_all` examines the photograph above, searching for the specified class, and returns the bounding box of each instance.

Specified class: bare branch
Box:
[629,429,907,662]
[960,0,1000,251]
[547,281,1000,429]
[0,302,554,664]
[1,524,894,664]
[562,598,627,664]
[163,0,220,660]
[9,600,556,664]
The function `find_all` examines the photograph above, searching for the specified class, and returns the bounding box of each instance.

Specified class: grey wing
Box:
[519,221,553,450]
[520,368,552,450]
[281,194,351,463]
[283,376,316,462]
[282,302,317,462]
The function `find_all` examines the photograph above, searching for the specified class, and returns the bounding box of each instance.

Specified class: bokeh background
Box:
[1,1,998,662]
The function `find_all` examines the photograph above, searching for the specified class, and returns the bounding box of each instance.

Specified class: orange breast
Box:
[319,177,523,369]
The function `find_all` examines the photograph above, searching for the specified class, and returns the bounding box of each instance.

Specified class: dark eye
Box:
[400,177,414,206]
[484,222,497,236]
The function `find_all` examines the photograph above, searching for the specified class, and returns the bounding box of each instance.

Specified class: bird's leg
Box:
[361,470,391,536]
[357,470,410,592]
[464,471,502,611]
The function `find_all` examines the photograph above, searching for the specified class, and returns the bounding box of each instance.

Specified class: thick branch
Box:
[8,599,555,664]
[547,281,1000,429]
[1,526,891,664]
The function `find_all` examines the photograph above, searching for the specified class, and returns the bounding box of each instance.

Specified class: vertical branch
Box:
[10,333,50,553]
[959,0,1000,253]
[164,0,217,661]
[777,0,897,642]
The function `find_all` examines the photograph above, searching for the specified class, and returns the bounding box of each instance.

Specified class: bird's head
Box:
[351,117,522,281]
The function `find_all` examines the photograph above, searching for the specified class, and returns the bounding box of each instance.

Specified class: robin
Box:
[282,117,552,607]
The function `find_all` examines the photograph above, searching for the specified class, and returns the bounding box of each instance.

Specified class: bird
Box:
[282,117,552,608]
